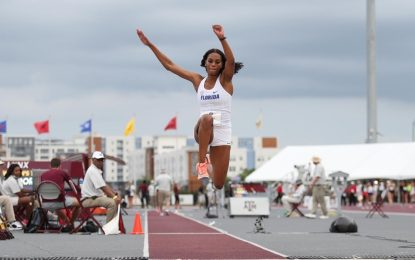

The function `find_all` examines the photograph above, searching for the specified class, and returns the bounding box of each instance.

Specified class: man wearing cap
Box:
[81,151,122,223]
[281,179,306,216]
[305,156,329,219]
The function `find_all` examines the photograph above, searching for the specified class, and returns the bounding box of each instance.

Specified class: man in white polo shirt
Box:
[155,169,173,216]
[81,151,121,223]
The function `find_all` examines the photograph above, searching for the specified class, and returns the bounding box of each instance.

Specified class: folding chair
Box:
[13,205,28,224]
[36,180,70,232]
[286,194,306,217]
[366,190,388,218]
[66,180,104,234]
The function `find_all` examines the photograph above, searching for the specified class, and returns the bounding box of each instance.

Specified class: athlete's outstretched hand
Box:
[212,24,225,39]
[136,29,150,46]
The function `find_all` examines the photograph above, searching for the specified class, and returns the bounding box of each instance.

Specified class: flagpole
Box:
[90,115,94,154]
[3,114,8,140]
[5,115,8,136]
[0,115,6,147]
[175,113,178,151]
[48,115,52,160]
[90,130,93,155]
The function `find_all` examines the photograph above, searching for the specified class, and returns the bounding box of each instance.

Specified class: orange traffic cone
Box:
[131,213,144,235]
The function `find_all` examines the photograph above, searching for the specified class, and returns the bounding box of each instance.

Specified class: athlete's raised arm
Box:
[136,29,202,90]
[212,25,236,93]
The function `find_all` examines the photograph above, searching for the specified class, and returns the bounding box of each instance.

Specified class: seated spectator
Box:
[81,151,121,223]
[0,195,23,230]
[0,159,21,230]
[40,158,81,232]
[2,164,38,220]
[281,179,306,216]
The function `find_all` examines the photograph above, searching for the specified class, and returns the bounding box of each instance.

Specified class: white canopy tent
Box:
[246,142,415,182]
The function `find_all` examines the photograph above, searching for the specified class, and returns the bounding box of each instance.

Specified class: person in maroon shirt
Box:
[40,158,81,232]
[139,180,149,208]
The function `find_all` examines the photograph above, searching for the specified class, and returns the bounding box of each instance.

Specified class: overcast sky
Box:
[1,0,414,147]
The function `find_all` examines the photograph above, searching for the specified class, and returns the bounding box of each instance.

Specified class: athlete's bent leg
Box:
[194,115,213,162]
[194,115,214,184]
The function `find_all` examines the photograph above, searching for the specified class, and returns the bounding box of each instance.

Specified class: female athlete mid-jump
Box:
[136,25,243,189]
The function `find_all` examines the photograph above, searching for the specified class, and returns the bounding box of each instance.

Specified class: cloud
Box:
[1,0,414,145]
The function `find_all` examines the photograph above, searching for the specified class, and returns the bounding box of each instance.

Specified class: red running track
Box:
[148,211,285,259]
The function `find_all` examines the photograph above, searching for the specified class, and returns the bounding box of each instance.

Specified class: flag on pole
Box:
[34,120,49,134]
[164,116,177,131]
[0,121,6,133]
[255,113,263,129]
[80,119,92,133]
[124,118,135,136]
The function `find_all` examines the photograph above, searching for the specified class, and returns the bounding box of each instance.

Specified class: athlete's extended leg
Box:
[210,145,231,189]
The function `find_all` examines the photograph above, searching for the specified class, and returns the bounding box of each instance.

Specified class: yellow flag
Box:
[124,118,135,136]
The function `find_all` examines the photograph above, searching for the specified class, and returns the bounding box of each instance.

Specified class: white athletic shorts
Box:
[211,127,232,147]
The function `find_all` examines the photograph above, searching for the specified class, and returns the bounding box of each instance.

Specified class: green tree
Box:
[239,168,255,182]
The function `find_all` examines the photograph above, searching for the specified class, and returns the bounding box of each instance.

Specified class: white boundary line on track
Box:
[342,209,415,217]
[175,212,288,258]
[143,210,149,258]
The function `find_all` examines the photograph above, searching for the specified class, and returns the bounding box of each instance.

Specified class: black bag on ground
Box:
[329,216,358,233]
[79,220,99,233]
[24,208,47,233]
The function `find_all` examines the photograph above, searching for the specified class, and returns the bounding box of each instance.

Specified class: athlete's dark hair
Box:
[200,49,244,74]
[5,164,20,180]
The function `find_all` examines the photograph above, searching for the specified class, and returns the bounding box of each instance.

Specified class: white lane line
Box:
[177,213,288,258]
[142,210,149,258]
[343,209,415,217]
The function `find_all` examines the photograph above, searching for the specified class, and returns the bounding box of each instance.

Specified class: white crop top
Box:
[197,77,232,128]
